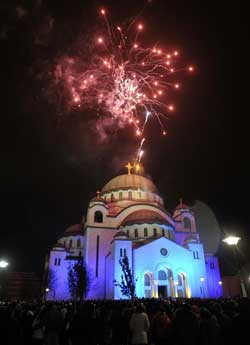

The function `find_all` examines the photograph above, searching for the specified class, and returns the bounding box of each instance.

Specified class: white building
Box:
[46,168,222,300]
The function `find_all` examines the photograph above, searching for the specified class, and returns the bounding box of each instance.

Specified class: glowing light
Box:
[174,51,179,56]
[167,54,171,58]
[133,44,138,48]
[138,24,143,30]
[158,90,163,95]
[200,277,205,282]
[117,26,121,31]
[157,49,162,55]
[97,37,103,43]
[136,129,141,136]
[162,131,167,136]
[170,68,174,72]
[0,260,8,268]
[174,83,180,89]
[166,60,170,65]
[188,65,194,72]
[168,105,174,111]
[218,281,222,285]
[100,9,106,15]
[74,97,79,102]
[223,236,241,246]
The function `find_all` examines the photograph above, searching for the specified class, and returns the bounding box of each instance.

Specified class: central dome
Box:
[101,174,159,194]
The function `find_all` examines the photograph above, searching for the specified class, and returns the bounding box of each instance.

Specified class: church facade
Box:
[45,168,222,300]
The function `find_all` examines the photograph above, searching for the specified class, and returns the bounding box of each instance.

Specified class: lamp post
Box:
[222,236,247,297]
[0,259,9,300]
[200,277,205,298]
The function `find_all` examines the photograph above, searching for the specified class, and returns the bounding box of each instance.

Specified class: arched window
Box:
[69,239,72,248]
[138,191,142,198]
[119,191,123,200]
[111,193,114,202]
[77,239,81,248]
[144,228,148,237]
[94,210,103,223]
[128,191,132,200]
[127,230,129,237]
[184,217,191,230]
[158,270,167,280]
[144,274,151,286]
[134,229,138,238]
[177,274,183,286]
[162,228,165,236]
[79,251,82,257]
[153,228,157,237]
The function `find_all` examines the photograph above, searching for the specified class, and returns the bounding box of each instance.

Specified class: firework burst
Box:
[56,8,194,164]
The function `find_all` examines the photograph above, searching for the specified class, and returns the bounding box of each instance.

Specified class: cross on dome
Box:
[125,162,133,174]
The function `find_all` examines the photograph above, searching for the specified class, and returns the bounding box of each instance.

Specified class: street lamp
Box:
[222,236,241,246]
[222,235,247,297]
[200,277,205,298]
[0,260,9,269]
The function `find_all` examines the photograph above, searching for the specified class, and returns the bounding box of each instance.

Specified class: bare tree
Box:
[114,255,136,300]
[68,257,89,301]
[47,268,57,299]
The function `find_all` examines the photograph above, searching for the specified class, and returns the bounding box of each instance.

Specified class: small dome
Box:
[101,174,159,194]
[63,223,84,237]
[121,210,171,227]
[114,230,128,238]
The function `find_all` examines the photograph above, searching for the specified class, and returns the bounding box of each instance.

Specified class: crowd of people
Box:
[0,297,249,345]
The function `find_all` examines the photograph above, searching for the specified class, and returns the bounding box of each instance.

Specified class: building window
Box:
[210,262,215,269]
[135,229,138,238]
[79,251,82,257]
[184,217,191,230]
[77,239,81,248]
[54,258,57,266]
[144,228,148,237]
[120,248,123,257]
[128,191,132,200]
[144,274,150,286]
[138,191,142,198]
[162,228,165,236]
[193,251,199,259]
[158,270,167,280]
[127,230,129,237]
[111,193,114,202]
[69,239,72,248]
[153,228,157,237]
[119,191,123,200]
[58,258,61,266]
[177,274,183,286]
[94,211,103,223]
[124,248,127,257]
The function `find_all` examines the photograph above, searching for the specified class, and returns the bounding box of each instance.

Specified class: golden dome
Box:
[101,174,159,194]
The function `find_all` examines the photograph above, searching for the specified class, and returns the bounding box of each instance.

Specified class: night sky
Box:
[1,0,250,276]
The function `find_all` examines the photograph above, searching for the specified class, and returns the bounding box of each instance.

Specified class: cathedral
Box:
[45,165,222,300]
